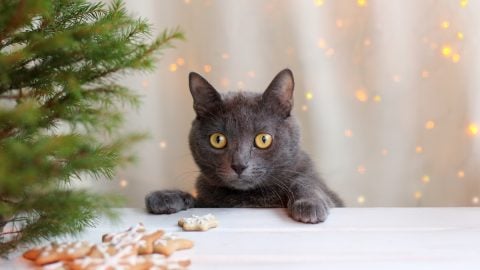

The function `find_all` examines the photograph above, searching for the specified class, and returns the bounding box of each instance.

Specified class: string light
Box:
[373,95,382,102]
[460,0,468,8]
[317,38,327,49]
[357,195,366,204]
[355,89,368,102]
[457,32,464,40]
[441,21,450,29]
[220,78,230,87]
[305,91,314,100]
[416,146,424,153]
[301,105,308,111]
[357,165,366,174]
[472,196,479,205]
[457,170,465,178]
[158,141,167,149]
[169,63,177,72]
[414,191,422,200]
[422,175,431,184]
[452,54,461,63]
[336,19,344,28]
[325,48,335,57]
[237,81,245,89]
[357,0,367,7]
[285,47,295,56]
[421,70,430,78]
[468,123,478,136]
[203,65,212,73]
[221,53,230,59]
[120,179,128,188]
[176,58,185,66]
[344,129,353,137]
[247,70,256,78]
[425,120,435,130]
[313,0,324,7]
[441,45,452,57]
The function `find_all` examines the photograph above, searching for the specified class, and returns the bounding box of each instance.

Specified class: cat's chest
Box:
[197,185,286,208]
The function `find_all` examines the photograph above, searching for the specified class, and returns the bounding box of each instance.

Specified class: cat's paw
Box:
[288,199,329,224]
[145,190,195,214]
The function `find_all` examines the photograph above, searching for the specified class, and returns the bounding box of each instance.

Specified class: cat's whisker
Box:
[258,182,268,207]
[263,181,286,207]
[267,175,296,205]
[271,166,325,180]
[170,170,203,183]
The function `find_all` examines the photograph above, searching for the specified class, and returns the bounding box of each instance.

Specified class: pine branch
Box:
[0,190,122,255]
[0,0,183,256]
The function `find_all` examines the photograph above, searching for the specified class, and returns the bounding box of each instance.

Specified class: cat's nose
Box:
[231,164,247,175]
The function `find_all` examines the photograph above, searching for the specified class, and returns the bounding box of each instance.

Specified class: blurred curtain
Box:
[93,0,480,207]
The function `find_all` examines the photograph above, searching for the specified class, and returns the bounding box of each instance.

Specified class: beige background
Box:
[88,0,480,208]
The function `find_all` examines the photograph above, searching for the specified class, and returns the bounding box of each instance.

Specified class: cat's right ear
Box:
[189,72,222,117]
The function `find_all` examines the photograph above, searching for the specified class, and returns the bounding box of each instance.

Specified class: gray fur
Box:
[145,69,343,223]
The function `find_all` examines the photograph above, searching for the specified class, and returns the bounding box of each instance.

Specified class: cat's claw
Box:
[145,190,195,214]
[288,199,329,224]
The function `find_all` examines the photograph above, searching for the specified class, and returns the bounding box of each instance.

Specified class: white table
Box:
[2,208,480,269]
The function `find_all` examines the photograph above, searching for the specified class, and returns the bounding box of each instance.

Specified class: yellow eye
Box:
[210,133,227,149]
[255,133,273,149]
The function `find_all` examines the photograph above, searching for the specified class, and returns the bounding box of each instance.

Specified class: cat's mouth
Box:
[223,176,258,190]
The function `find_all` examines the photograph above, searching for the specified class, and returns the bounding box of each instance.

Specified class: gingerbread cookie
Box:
[70,243,145,270]
[40,261,69,270]
[137,254,191,270]
[22,224,194,269]
[22,241,93,265]
[102,223,164,255]
[178,214,218,231]
[152,233,194,256]
[71,245,190,270]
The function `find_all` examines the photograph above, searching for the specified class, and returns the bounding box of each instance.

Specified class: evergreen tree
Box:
[0,0,183,255]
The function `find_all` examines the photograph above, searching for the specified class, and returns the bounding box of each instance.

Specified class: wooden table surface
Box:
[2,207,480,269]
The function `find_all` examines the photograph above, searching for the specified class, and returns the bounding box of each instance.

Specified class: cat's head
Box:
[188,69,300,190]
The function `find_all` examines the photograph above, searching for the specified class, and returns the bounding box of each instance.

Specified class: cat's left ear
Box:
[262,69,294,117]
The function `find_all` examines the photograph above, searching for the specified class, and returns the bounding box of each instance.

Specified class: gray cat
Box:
[145,69,343,223]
